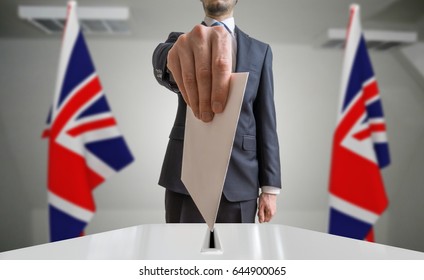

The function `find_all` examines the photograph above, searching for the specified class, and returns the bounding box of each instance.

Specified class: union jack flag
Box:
[328,4,390,241]
[42,1,134,242]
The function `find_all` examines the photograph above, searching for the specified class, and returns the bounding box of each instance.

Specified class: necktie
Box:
[211,21,232,35]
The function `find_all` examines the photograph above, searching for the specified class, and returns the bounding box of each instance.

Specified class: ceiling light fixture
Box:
[18,5,130,35]
[323,28,418,50]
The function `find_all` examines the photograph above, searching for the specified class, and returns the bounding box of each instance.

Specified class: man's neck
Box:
[205,12,233,22]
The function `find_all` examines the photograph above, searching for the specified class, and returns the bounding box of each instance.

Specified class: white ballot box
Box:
[0,224,423,260]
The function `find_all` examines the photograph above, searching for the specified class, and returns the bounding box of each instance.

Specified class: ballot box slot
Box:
[201,227,223,254]
[209,230,215,248]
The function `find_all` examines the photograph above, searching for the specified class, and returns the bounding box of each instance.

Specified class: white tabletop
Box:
[1,224,423,259]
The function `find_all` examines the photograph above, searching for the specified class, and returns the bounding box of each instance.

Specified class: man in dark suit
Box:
[152,0,281,224]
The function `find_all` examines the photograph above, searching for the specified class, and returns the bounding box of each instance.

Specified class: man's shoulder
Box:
[235,26,270,49]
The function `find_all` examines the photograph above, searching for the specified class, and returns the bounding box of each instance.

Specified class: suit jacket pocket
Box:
[242,135,256,151]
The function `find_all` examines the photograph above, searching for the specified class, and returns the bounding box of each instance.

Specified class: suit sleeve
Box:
[254,45,282,189]
[152,32,183,93]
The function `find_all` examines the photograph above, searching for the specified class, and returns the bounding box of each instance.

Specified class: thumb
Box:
[257,203,265,223]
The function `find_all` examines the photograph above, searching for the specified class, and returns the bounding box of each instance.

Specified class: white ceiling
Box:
[0,0,423,45]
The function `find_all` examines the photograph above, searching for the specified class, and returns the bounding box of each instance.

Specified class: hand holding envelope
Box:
[181,72,249,231]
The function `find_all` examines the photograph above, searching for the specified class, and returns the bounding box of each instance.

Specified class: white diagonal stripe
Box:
[329,194,379,224]
[48,191,94,222]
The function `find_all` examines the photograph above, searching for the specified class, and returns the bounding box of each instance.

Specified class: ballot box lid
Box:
[1,224,423,260]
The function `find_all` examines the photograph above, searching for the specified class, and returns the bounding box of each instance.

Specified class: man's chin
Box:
[205,4,230,17]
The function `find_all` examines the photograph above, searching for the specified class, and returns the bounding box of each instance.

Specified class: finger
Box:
[257,203,265,223]
[211,28,232,114]
[258,211,264,223]
[179,38,200,118]
[167,52,190,106]
[264,208,272,222]
[192,25,213,122]
[167,47,189,103]
[168,34,199,117]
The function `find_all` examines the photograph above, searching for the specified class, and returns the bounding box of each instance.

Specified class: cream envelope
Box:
[181,72,249,230]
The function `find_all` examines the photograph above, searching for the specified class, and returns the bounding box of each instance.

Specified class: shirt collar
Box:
[203,16,235,34]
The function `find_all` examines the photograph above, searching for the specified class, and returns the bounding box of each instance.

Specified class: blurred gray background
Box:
[1,0,424,254]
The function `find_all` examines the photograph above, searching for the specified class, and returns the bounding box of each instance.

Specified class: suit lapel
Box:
[235,26,252,73]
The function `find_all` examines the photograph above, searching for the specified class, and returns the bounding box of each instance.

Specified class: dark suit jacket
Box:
[152,26,281,202]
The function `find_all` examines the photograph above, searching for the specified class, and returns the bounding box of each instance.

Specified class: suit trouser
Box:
[165,189,257,223]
